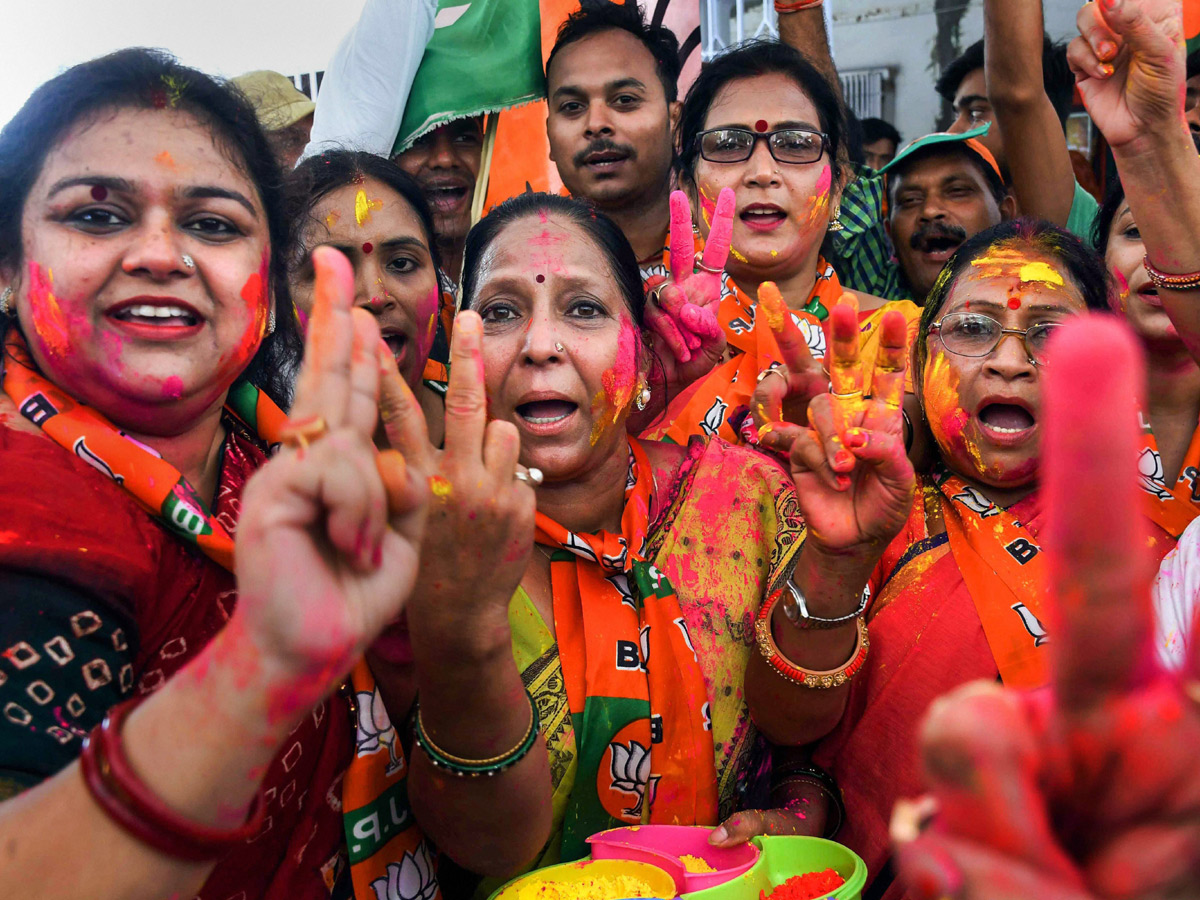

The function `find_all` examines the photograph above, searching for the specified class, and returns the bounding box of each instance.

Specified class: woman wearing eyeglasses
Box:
[642,41,920,447]
[771,217,1111,900]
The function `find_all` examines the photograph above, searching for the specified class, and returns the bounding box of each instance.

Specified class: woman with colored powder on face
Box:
[747,218,1110,900]
[371,192,907,894]
[285,149,454,449]
[0,50,432,900]
[639,40,922,452]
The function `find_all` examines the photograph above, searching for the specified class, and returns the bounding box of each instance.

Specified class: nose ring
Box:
[181,254,195,269]
[554,342,565,353]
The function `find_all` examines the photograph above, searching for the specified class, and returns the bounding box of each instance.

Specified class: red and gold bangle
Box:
[775,0,823,12]
[755,593,869,688]
[79,701,265,860]
[1144,256,1200,291]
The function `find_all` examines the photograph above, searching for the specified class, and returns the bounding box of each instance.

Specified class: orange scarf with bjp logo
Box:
[534,437,718,860]
[2,329,437,900]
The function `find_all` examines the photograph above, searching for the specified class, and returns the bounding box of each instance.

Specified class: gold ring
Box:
[693,252,723,275]
[757,367,788,384]
[830,390,864,401]
[279,415,329,451]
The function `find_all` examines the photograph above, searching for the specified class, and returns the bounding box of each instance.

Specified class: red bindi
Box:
[535,274,545,283]
[90,185,108,201]
[754,119,769,133]
[1008,297,1021,310]
[362,242,373,254]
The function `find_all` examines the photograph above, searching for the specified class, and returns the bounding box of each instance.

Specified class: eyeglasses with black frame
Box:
[929,312,1062,365]
[695,128,830,165]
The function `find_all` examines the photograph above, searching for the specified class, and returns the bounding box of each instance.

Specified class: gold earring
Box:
[828,202,844,233]
[635,385,651,411]
[267,304,276,335]
[0,287,13,316]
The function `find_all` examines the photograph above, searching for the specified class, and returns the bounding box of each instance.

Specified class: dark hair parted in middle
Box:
[460,192,646,327]
[546,0,682,103]
[674,39,845,188]
[285,149,442,276]
[916,217,1113,371]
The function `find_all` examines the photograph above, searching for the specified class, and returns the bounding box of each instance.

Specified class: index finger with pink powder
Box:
[669,190,697,285]
[1043,317,1156,714]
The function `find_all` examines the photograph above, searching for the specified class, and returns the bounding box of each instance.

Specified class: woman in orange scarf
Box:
[0,50,427,900]
[641,41,920,447]
[371,192,901,894]
[751,218,1112,900]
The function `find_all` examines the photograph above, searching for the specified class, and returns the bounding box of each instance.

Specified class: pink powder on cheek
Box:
[698,188,717,227]
[222,253,271,375]
[162,375,184,400]
[26,262,75,362]
[1112,267,1130,313]
[815,164,832,197]
[600,318,639,423]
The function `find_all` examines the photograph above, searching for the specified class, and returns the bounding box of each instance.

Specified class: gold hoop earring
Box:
[635,385,651,411]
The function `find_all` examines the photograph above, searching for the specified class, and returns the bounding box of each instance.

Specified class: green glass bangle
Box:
[414,690,540,778]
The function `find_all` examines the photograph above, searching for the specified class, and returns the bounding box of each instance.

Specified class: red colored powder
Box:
[90,185,108,201]
[760,870,845,900]
[362,242,373,254]
[755,119,769,133]
[535,274,545,283]
[1008,297,1021,310]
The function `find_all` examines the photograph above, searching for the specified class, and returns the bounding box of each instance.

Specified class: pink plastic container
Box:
[587,825,760,894]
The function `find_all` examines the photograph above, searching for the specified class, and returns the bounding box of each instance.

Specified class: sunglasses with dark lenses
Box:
[930,312,1062,365]
[696,128,829,165]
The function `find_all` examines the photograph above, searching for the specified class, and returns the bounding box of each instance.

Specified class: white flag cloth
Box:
[300,0,438,163]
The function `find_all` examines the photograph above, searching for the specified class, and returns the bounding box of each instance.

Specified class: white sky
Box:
[1,0,368,128]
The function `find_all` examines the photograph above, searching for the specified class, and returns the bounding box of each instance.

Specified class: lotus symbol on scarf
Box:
[355,687,404,775]
[609,738,657,818]
[796,315,826,357]
[700,397,728,436]
[370,844,438,900]
[1137,448,1173,500]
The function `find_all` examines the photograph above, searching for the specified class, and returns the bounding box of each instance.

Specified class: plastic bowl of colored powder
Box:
[587,824,759,893]
[679,836,866,900]
[488,859,676,900]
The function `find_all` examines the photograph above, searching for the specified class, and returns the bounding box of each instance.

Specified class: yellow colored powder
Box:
[430,475,452,499]
[730,247,748,263]
[355,188,382,225]
[514,875,658,900]
[1017,261,1065,286]
[679,854,717,873]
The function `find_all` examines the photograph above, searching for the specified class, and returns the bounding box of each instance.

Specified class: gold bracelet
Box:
[415,690,537,766]
[755,593,870,688]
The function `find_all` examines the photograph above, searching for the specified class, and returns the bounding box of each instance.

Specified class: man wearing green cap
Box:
[834,124,1015,304]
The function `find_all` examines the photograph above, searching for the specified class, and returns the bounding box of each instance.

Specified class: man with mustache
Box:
[879,129,1015,303]
[544,2,681,270]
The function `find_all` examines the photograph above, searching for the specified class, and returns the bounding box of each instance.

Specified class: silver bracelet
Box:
[780,578,870,630]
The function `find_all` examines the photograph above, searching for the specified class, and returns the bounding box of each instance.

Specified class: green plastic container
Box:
[680,836,866,900]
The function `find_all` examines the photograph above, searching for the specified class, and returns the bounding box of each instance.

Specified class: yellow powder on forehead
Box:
[355,188,382,226]
[969,247,1065,287]
[1017,261,1064,286]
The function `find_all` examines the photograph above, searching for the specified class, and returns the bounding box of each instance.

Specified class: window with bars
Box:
[839,68,891,120]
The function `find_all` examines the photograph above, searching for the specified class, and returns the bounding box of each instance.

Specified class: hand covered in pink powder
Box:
[641,190,733,404]
[234,247,428,696]
[1067,0,1189,151]
[788,298,913,554]
[893,318,1200,900]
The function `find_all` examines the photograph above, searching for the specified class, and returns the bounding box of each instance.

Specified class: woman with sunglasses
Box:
[642,40,920,448]
[755,218,1111,900]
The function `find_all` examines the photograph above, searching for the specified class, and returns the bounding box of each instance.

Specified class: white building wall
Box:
[831,0,1084,141]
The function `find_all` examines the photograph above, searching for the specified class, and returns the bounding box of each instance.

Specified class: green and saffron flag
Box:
[393,0,544,153]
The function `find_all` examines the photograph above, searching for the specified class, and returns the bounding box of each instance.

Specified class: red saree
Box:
[811,478,1044,900]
